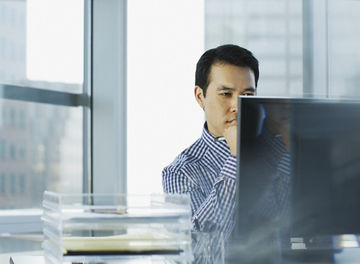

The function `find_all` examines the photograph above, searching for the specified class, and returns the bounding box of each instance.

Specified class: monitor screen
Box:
[228,97,360,262]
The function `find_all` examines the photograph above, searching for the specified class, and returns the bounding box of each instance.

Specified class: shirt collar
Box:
[201,123,230,157]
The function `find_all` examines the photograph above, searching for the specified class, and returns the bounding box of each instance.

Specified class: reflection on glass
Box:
[0,99,82,209]
[192,231,225,264]
[230,97,360,263]
[230,100,292,263]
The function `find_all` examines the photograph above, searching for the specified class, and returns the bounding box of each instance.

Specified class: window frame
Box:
[302,0,329,97]
[92,0,127,195]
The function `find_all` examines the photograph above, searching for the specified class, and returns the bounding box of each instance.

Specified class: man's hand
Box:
[223,125,237,156]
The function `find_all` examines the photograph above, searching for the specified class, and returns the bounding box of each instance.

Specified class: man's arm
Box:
[162,154,237,236]
[191,155,237,235]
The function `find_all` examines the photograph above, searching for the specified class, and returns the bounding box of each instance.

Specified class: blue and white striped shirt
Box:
[162,122,291,236]
[162,123,238,235]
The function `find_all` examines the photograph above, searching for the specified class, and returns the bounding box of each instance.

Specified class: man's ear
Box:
[194,86,205,110]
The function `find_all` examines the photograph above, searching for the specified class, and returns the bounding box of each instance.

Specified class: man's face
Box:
[195,63,256,137]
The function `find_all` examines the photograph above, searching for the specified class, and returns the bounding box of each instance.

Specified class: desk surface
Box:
[0,251,42,264]
[9,256,45,264]
[6,255,187,264]
[2,248,360,264]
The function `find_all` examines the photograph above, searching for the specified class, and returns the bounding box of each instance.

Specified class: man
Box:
[162,44,259,235]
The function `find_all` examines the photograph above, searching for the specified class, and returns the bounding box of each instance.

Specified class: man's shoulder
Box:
[163,138,208,174]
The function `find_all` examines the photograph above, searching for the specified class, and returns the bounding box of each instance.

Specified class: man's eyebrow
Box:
[243,87,256,93]
[216,86,236,91]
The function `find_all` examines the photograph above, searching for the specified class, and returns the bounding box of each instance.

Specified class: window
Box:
[19,173,25,193]
[0,139,6,159]
[126,0,360,195]
[0,0,85,208]
[327,0,360,98]
[9,107,15,127]
[0,0,89,254]
[0,174,5,193]
[205,0,303,97]
[10,173,16,193]
[19,110,25,128]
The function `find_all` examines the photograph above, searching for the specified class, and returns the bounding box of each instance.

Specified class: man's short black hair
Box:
[195,44,259,96]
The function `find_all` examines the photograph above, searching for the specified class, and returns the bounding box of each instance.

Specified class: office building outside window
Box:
[205,0,303,97]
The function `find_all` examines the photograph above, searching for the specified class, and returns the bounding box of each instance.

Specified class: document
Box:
[62,230,182,255]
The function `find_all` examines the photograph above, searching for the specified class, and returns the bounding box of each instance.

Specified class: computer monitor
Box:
[228,97,360,263]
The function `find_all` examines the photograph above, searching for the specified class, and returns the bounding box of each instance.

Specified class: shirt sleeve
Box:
[162,155,237,237]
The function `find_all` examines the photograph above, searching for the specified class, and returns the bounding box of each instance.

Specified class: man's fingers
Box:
[223,126,237,156]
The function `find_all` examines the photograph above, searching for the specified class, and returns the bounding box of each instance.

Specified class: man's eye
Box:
[243,93,254,96]
[220,92,232,97]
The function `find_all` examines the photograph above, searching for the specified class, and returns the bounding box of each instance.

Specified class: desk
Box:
[334,248,360,263]
[3,249,360,264]
[0,251,43,264]
[6,255,191,264]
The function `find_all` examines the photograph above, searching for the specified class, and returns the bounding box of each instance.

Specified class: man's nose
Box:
[230,96,238,113]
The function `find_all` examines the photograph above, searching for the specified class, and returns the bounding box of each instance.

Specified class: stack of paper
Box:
[41,191,192,264]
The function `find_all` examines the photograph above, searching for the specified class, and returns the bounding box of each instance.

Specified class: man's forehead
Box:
[209,64,255,83]
[209,63,254,79]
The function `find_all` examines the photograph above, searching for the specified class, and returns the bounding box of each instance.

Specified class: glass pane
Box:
[205,0,303,97]
[0,99,83,209]
[328,0,360,98]
[0,0,83,92]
